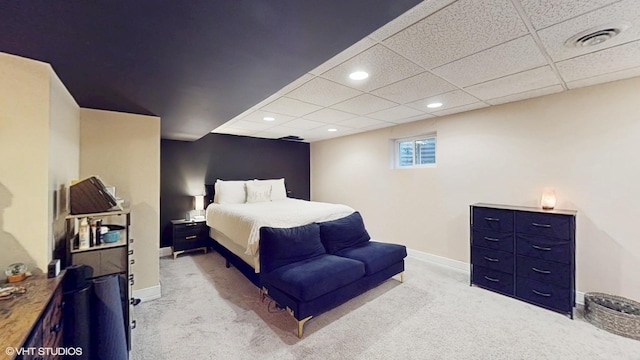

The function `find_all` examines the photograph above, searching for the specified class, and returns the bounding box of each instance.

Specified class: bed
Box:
[204,179,355,279]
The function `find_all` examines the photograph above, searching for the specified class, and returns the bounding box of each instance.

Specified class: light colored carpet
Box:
[131,251,640,360]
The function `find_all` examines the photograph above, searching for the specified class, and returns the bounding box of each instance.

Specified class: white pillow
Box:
[245,182,272,203]
[255,178,287,200]
[215,180,247,204]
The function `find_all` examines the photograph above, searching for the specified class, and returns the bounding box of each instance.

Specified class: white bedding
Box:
[205,198,354,268]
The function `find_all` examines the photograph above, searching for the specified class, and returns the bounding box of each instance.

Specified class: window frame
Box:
[393,133,437,169]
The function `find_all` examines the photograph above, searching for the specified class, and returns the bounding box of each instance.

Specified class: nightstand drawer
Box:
[472,228,513,253]
[174,221,207,235]
[516,234,571,263]
[516,212,573,240]
[473,207,514,232]
[471,246,513,274]
[516,256,571,288]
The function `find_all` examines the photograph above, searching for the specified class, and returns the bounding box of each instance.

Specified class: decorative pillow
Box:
[317,211,370,254]
[246,182,272,203]
[255,178,287,200]
[259,223,326,273]
[215,180,247,204]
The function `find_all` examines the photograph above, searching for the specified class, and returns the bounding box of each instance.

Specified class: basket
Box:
[584,292,640,341]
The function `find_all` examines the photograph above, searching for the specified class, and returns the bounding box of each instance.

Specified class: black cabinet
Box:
[470,203,576,317]
[172,219,208,259]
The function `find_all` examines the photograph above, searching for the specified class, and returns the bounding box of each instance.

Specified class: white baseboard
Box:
[133,284,161,303]
[407,248,585,305]
[159,246,172,257]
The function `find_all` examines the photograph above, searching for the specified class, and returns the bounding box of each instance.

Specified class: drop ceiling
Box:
[216,0,640,142]
[1,1,639,143]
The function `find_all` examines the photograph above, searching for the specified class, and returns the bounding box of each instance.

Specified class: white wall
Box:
[80,108,160,293]
[311,77,640,301]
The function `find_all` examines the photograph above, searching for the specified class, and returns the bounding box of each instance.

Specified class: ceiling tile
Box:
[430,102,489,116]
[367,105,426,122]
[465,66,560,100]
[303,108,358,123]
[260,97,322,117]
[279,118,326,130]
[369,0,458,41]
[262,125,309,139]
[320,44,425,92]
[519,0,624,30]
[336,116,386,129]
[213,127,256,136]
[405,90,480,112]
[371,72,457,104]
[537,0,640,62]
[361,121,397,131]
[486,84,564,105]
[383,0,529,69]
[286,77,362,107]
[303,125,360,141]
[237,110,295,124]
[308,37,377,76]
[556,40,640,82]
[227,120,274,131]
[332,94,399,115]
[432,36,547,87]
[389,113,435,124]
[566,65,640,89]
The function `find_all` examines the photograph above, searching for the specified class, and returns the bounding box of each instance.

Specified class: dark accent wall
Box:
[160,133,310,247]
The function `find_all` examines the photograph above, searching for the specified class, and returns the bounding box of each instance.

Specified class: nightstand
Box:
[171,219,209,259]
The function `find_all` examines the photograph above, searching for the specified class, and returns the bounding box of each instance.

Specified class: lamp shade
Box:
[194,195,205,211]
[541,188,556,210]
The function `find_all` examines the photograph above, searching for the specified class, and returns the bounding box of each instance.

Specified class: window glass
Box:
[394,134,436,168]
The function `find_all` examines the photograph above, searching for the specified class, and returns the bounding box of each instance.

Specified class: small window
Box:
[394,134,436,168]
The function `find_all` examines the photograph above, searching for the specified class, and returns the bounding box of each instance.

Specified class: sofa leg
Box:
[297,316,313,339]
[400,272,405,283]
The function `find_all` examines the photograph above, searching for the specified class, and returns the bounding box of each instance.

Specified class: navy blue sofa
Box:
[259,212,407,338]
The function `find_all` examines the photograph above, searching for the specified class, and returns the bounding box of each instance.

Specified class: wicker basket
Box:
[584,292,640,341]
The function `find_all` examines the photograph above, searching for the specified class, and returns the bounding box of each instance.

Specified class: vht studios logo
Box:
[6,347,83,357]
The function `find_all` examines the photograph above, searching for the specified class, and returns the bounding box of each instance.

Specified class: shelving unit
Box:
[64,208,137,351]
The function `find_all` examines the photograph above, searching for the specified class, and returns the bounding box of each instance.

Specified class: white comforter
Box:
[206,198,354,257]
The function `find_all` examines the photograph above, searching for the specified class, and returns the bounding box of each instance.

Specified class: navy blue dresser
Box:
[470,203,576,318]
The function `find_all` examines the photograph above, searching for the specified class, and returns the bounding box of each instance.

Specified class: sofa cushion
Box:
[335,241,407,275]
[317,211,370,254]
[264,254,365,301]
[260,223,326,274]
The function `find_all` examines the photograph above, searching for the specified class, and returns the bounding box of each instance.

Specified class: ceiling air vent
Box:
[278,135,304,142]
[565,22,630,48]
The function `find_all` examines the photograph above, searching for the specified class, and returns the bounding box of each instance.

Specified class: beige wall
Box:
[311,77,640,300]
[0,52,79,273]
[80,108,160,291]
[48,69,80,262]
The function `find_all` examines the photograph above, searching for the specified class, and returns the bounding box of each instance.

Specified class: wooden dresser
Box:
[0,273,65,360]
[470,203,576,318]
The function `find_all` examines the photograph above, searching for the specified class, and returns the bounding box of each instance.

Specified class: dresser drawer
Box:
[516,277,572,314]
[42,285,64,352]
[515,212,573,240]
[516,256,571,288]
[516,234,571,263]
[472,266,514,295]
[472,228,513,253]
[472,207,514,232]
[471,246,513,274]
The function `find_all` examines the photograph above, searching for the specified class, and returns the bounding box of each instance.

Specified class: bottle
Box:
[94,219,102,246]
[79,217,90,249]
[90,221,96,247]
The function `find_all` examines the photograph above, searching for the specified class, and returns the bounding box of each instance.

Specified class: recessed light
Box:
[349,71,369,80]
[328,128,338,132]
[427,102,443,109]
[263,116,275,121]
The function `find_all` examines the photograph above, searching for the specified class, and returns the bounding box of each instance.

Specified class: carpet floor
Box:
[131,251,640,359]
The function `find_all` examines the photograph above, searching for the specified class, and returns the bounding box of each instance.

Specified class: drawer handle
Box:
[484,217,500,222]
[186,235,197,240]
[186,223,197,227]
[532,267,551,274]
[50,322,62,333]
[532,289,551,297]
[483,276,500,283]
[131,298,141,306]
[484,236,499,242]
[131,320,137,329]
[483,256,499,262]
[130,238,134,243]
[532,245,552,251]
[130,259,135,265]
[532,222,551,228]
[128,249,134,255]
